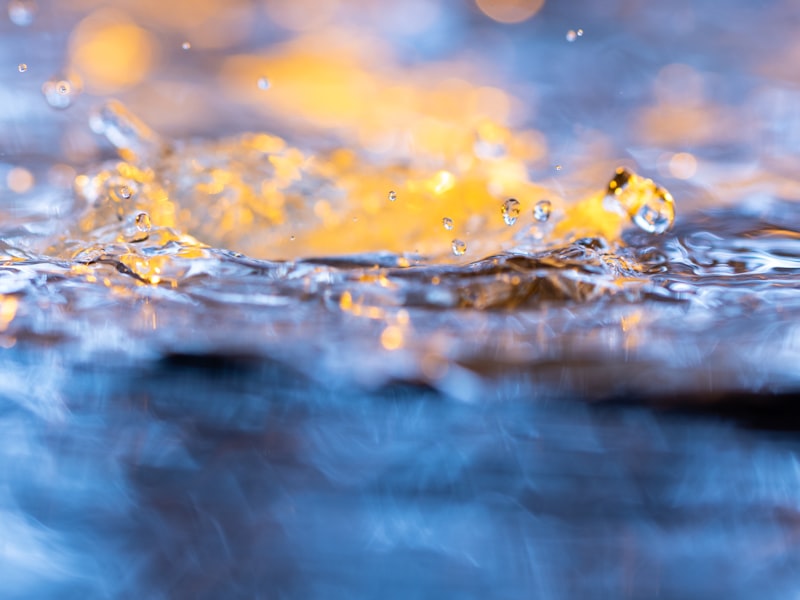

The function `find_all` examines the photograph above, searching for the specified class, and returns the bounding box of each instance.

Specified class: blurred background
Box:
[2,1,800,598]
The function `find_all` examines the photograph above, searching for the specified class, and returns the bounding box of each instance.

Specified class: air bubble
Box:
[442,217,453,231]
[135,212,151,232]
[8,0,36,26]
[388,190,397,202]
[502,198,520,226]
[257,77,271,90]
[17,63,27,73]
[533,199,552,222]
[451,239,467,256]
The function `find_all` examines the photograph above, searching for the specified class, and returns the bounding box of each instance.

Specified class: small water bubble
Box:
[17,63,27,73]
[388,190,397,202]
[118,185,132,199]
[181,41,191,50]
[442,217,453,231]
[566,30,577,42]
[42,76,76,109]
[502,198,520,226]
[533,199,552,222]
[451,239,467,256]
[8,0,36,26]
[135,211,151,232]
[257,77,271,90]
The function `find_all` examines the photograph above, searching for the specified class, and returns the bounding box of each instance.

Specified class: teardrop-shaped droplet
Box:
[502,198,520,226]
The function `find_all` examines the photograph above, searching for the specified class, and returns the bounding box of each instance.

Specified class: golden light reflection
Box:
[69,9,156,94]
[474,0,545,24]
[380,325,404,351]
[0,296,18,331]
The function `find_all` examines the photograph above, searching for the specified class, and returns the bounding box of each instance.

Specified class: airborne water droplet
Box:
[442,217,453,231]
[566,30,577,42]
[8,0,36,26]
[118,185,132,200]
[502,198,520,226]
[533,199,552,222]
[42,76,76,109]
[135,211,151,232]
[451,239,467,256]
[18,63,27,73]
[257,77,271,90]
[388,190,397,202]
[181,41,191,50]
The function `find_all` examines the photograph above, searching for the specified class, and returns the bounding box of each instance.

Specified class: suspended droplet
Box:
[17,63,27,73]
[388,190,397,202]
[135,211,151,232]
[257,77,271,90]
[42,76,77,109]
[8,0,36,26]
[118,185,133,200]
[577,28,584,37]
[451,239,467,256]
[442,217,454,231]
[566,30,577,42]
[502,198,520,226]
[555,164,563,171]
[603,167,675,234]
[290,235,296,241]
[181,41,191,50]
[533,199,552,222]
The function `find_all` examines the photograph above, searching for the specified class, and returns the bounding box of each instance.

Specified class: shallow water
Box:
[3,0,800,598]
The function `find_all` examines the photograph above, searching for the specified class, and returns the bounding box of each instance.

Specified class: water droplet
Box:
[42,76,77,109]
[118,185,132,200]
[388,190,397,202]
[555,164,563,171]
[290,235,296,241]
[533,199,552,222]
[502,198,520,226]
[182,41,191,50]
[257,77,271,90]
[604,167,675,234]
[17,63,27,73]
[451,239,467,256]
[8,0,36,26]
[566,30,577,42]
[135,211,151,232]
[442,217,453,231]
[577,28,584,36]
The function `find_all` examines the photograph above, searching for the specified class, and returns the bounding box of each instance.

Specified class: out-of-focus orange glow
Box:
[7,167,34,193]
[669,152,697,179]
[69,9,156,94]
[474,0,545,24]
[380,325,404,351]
[0,296,18,331]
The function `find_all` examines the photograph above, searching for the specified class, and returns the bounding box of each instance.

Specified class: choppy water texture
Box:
[3,0,800,598]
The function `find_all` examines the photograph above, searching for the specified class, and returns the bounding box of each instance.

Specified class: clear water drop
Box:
[8,0,36,26]
[502,198,520,226]
[577,28,584,36]
[555,164,563,171]
[257,77,271,90]
[135,212,151,232]
[388,190,397,202]
[42,77,76,109]
[566,30,577,42]
[118,185,132,200]
[533,199,552,222]
[182,41,191,50]
[451,239,467,256]
[442,217,453,231]
[604,167,675,234]
[17,63,27,73]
